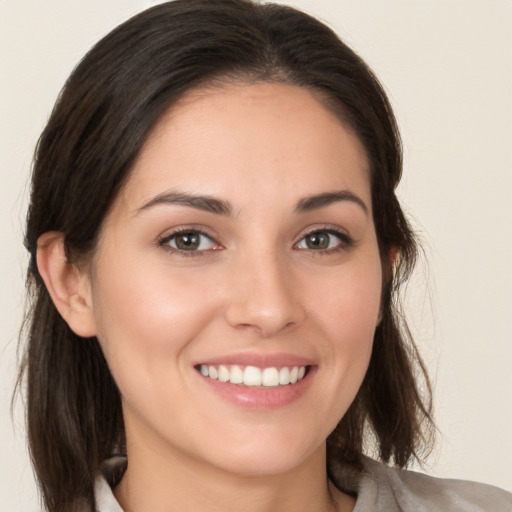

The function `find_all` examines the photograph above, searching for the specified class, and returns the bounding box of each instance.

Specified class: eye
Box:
[159,229,219,253]
[295,229,352,251]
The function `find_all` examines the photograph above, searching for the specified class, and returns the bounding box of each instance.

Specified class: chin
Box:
[197,427,327,477]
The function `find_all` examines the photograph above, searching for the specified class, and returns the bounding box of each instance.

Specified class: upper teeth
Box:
[199,364,307,387]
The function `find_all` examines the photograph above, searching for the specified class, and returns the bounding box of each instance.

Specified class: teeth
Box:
[199,364,307,387]
[229,364,243,384]
[243,366,261,386]
[208,366,218,380]
[262,367,279,387]
[218,365,230,382]
[279,367,290,385]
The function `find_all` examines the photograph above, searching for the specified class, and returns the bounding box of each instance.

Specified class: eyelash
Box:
[157,226,354,256]
[158,228,219,257]
[294,228,354,254]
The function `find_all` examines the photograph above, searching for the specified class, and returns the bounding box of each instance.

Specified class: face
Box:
[86,83,383,476]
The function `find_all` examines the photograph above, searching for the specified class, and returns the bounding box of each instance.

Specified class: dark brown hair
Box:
[20,1,433,510]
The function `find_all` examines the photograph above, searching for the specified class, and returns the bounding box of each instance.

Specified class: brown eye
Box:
[161,230,217,252]
[296,229,352,251]
[174,232,201,250]
[303,232,330,250]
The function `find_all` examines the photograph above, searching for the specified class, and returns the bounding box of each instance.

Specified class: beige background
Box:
[1,1,511,509]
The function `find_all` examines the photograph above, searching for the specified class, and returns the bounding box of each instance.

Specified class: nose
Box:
[223,250,305,338]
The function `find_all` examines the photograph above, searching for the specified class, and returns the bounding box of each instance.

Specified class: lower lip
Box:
[198,367,315,409]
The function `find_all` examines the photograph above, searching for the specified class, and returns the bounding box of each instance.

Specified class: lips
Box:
[195,354,315,409]
[199,364,307,387]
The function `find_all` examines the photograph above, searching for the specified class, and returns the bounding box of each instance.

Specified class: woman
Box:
[19,0,512,511]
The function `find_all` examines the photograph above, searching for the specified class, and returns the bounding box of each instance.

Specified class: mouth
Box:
[196,364,309,387]
[194,354,316,408]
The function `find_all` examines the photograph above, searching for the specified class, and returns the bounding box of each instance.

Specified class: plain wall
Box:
[1,1,511,509]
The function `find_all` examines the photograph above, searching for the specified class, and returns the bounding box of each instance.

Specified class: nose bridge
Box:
[224,245,303,337]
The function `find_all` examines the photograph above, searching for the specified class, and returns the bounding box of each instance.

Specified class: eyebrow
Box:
[294,190,368,215]
[137,191,233,216]
[136,189,368,216]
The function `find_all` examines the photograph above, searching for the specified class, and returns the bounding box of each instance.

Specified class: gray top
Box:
[93,456,512,511]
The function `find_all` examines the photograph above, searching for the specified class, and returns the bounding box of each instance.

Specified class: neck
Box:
[114,432,355,512]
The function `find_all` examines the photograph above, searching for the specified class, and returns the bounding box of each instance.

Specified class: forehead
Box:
[117,82,371,214]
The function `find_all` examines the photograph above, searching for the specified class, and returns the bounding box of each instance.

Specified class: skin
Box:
[39,83,384,511]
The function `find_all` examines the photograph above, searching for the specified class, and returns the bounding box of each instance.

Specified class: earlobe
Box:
[36,231,97,338]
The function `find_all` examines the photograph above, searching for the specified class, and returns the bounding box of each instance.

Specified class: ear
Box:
[378,245,400,324]
[36,231,97,337]
[389,245,399,273]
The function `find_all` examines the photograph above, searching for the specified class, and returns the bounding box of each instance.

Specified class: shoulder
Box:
[331,457,512,512]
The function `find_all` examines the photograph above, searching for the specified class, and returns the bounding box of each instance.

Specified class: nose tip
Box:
[228,305,298,337]
[224,262,304,337]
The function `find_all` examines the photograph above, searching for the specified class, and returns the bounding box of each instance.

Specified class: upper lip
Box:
[194,352,316,368]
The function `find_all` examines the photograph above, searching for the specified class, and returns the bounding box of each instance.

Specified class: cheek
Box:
[88,262,228,440]
[313,258,382,341]
[310,258,382,400]
[89,259,220,382]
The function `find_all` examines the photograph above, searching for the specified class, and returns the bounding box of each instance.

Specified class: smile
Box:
[198,364,308,387]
